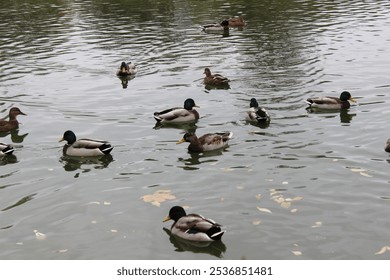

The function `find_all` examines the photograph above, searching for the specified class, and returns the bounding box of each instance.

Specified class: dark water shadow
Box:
[163,227,226,258]
[177,149,226,170]
[153,121,198,132]
[117,75,136,89]
[204,83,231,91]
[0,129,29,143]
[0,154,18,166]
[246,119,270,129]
[306,107,356,123]
[59,154,114,173]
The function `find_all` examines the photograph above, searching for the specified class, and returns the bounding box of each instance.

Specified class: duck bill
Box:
[59,137,65,142]
[349,98,357,103]
[194,104,200,108]
[162,216,171,222]
[176,138,186,144]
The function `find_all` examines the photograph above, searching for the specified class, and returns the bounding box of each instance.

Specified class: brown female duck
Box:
[0,107,26,132]
[203,68,230,87]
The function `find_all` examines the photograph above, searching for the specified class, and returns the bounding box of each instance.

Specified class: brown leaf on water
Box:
[375,246,390,255]
[141,189,176,207]
[291,196,303,201]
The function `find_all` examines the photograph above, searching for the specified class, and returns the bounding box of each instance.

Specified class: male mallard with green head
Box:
[59,130,113,157]
[306,91,356,110]
[0,107,26,132]
[116,61,137,76]
[202,20,229,33]
[154,98,199,123]
[0,143,14,156]
[177,131,232,153]
[246,98,270,123]
[203,68,230,87]
[163,206,225,242]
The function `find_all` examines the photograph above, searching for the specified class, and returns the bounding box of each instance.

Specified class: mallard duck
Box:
[59,130,113,157]
[154,98,199,123]
[246,98,270,122]
[385,139,390,153]
[0,107,26,132]
[116,61,137,76]
[163,206,225,242]
[203,68,230,86]
[202,20,229,33]
[227,15,246,27]
[177,131,233,152]
[0,143,14,156]
[306,91,356,110]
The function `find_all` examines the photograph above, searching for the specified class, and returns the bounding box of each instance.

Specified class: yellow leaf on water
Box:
[252,220,261,225]
[280,201,291,209]
[375,246,390,255]
[257,207,272,214]
[141,189,176,207]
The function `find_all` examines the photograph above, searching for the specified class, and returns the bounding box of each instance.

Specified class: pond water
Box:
[0,0,389,260]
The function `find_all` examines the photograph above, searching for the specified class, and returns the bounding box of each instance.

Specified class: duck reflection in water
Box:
[118,75,135,89]
[306,108,356,124]
[163,227,226,258]
[59,154,114,172]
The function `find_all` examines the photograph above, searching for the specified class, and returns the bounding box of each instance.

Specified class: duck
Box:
[306,91,356,110]
[163,206,225,242]
[116,61,137,76]
[385,139,390,153]
[154,98,199,123]
[0,107,26,132]
[177,131,233,153]
[59,130,113,157]
[203,68,230,87]
[202,20,229,33]
[227,15,246,27]
[0,143,14,156]
[246,98,270,122]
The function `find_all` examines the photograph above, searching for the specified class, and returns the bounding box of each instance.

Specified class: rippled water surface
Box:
[1,0,390,260]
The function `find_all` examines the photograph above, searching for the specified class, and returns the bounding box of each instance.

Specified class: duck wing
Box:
[154,107,197,122]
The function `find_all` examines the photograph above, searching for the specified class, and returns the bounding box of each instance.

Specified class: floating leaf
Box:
[292,250,302,256]
[236,186,245,190]
[280,201,291,209]
[274,197,285,204]
[141,189,176,207]
[312,221,322,228]
[360,172,372,178]
[375,246,390,255]
[351,168,366,172]
[34,230,46,240]
[255,194,262,200]
[257,207,272,214]
[252,220,261,225]
[56,249,68,253]
[291,196,303,201]
[290,208,298,213]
